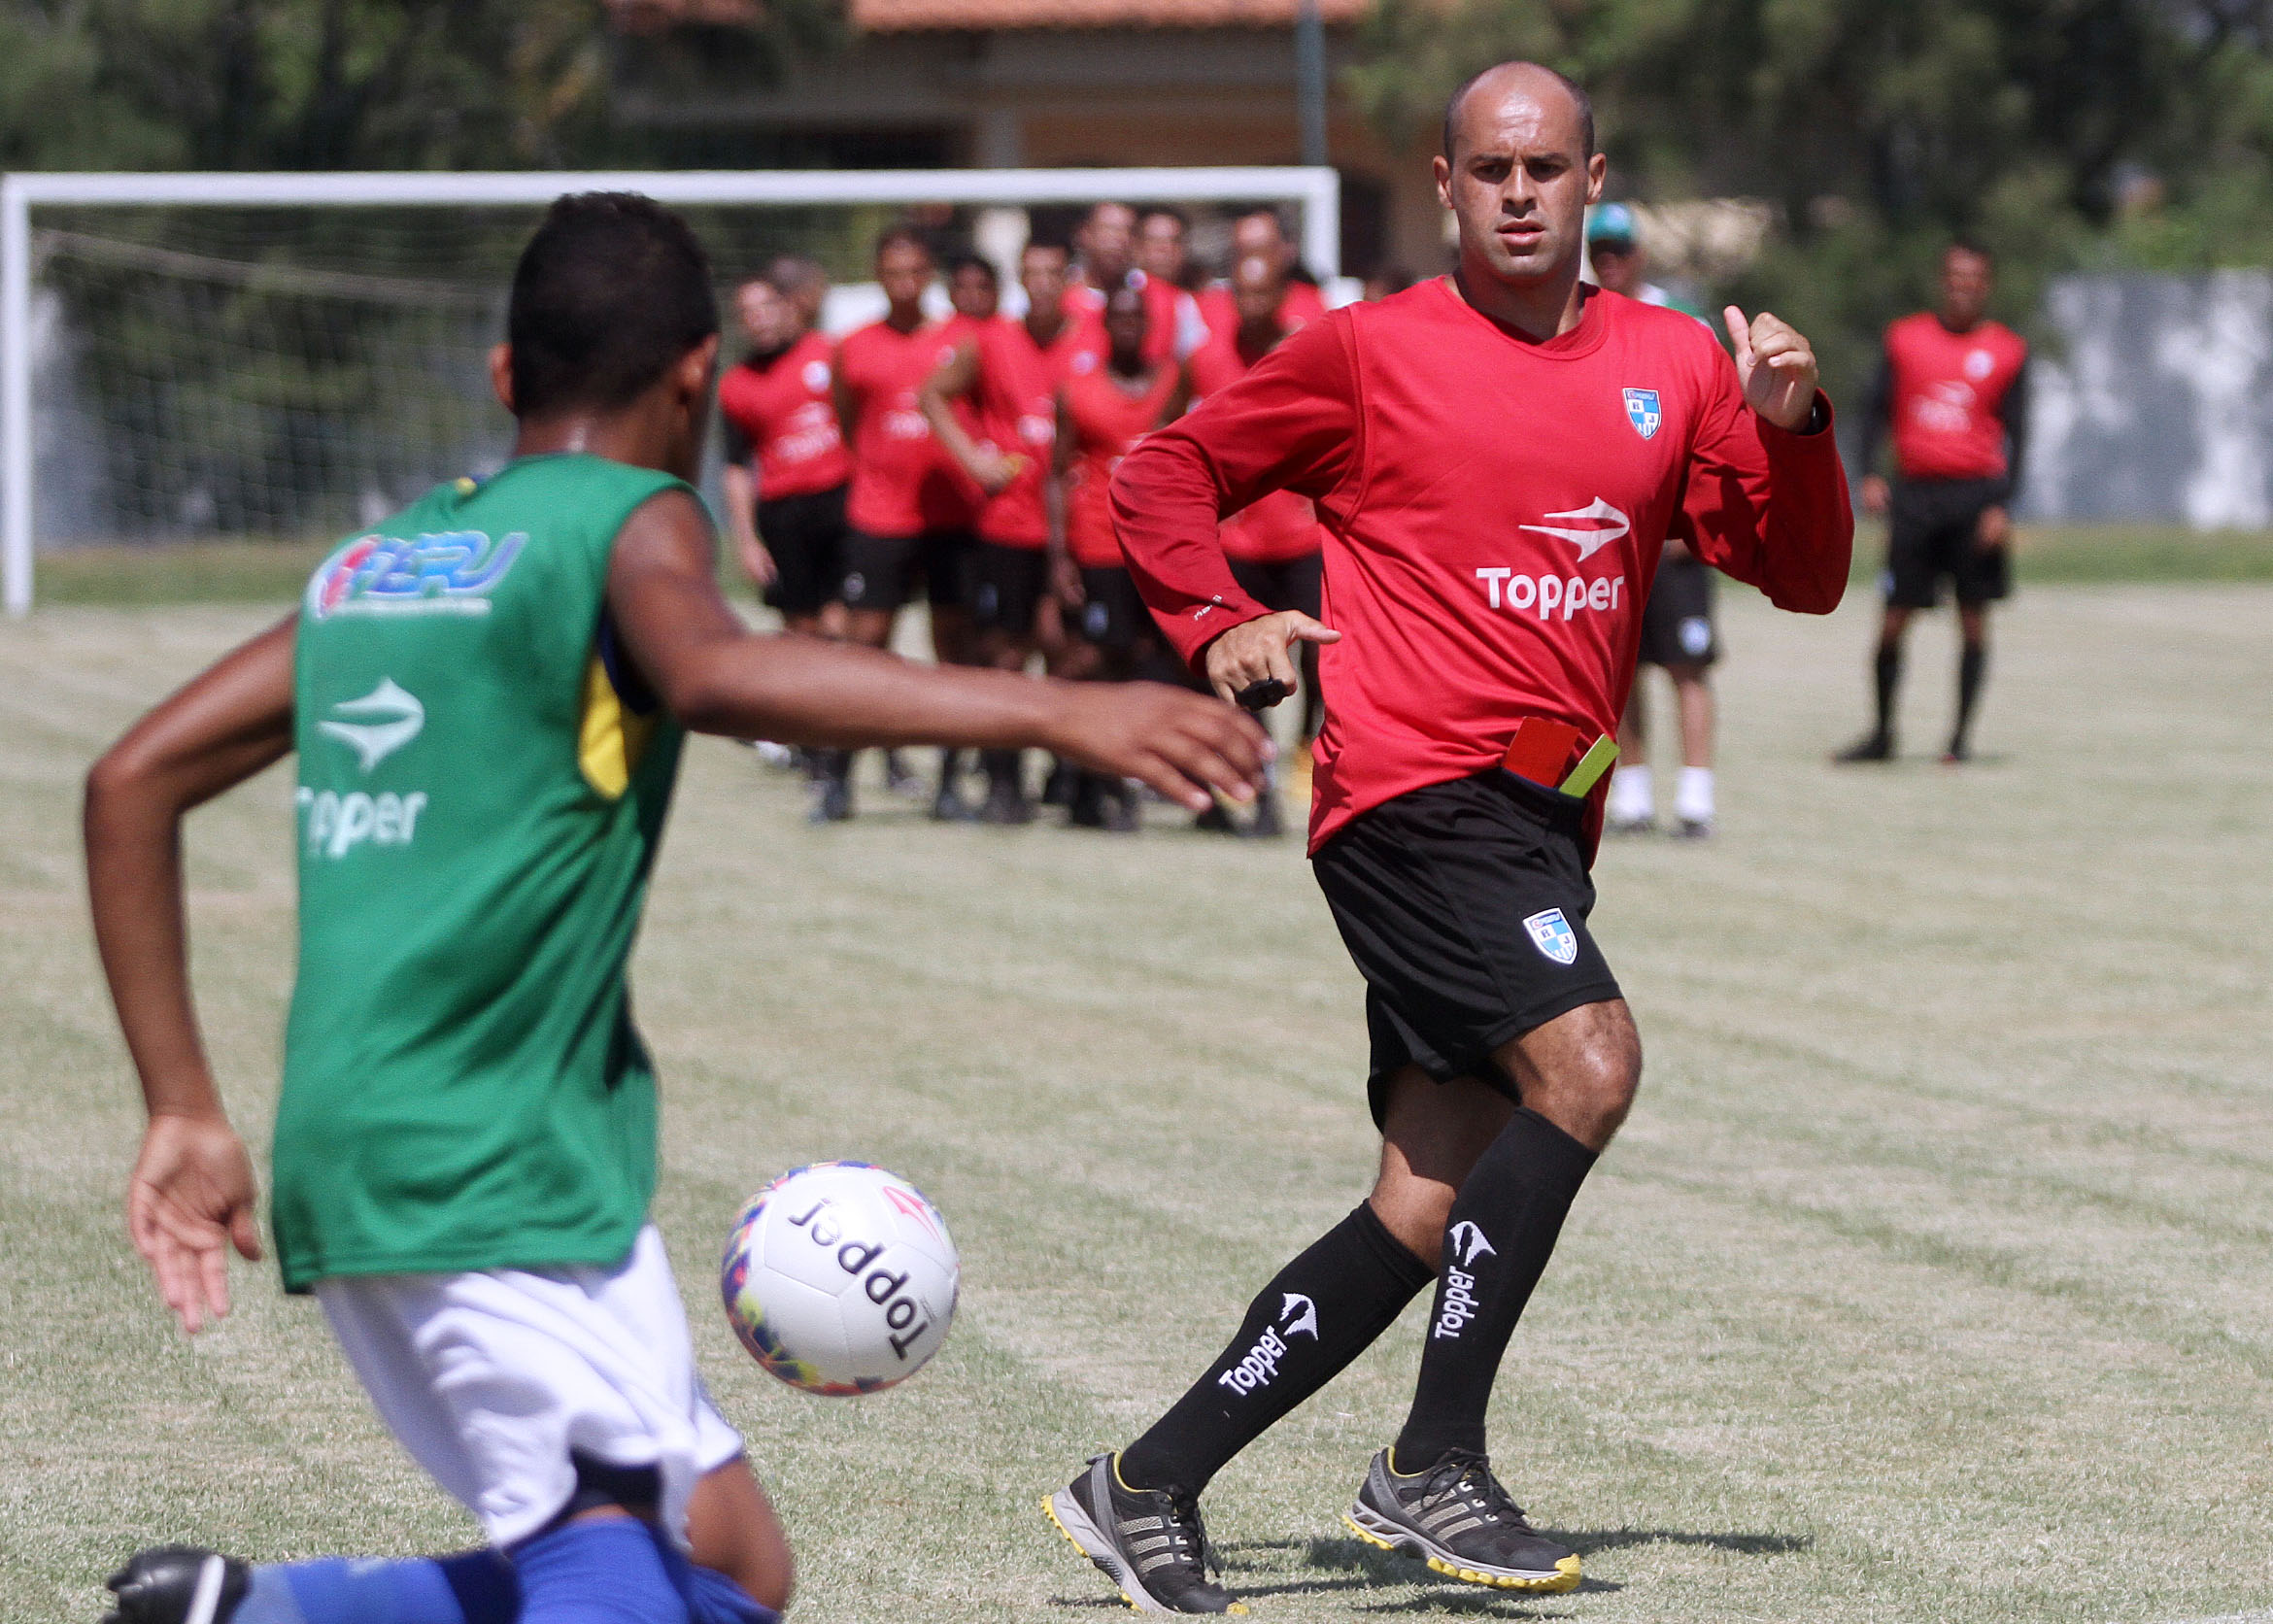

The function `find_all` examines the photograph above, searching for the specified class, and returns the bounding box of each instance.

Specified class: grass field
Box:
[4,585,2272,1624]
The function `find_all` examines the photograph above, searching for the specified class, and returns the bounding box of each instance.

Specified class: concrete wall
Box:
[2025,271,2273,528]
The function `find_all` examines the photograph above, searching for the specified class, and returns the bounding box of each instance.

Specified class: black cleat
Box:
[1044,1454,1246,1614]
[1345,1448,1580,1594]
[104,1546,251,1624]
[1243,791,1285,840]
[1674,816,1713,840]
[1833,732,1895,764]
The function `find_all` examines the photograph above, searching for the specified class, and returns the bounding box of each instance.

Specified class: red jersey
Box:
[1063,363,1181,568]
[1200,279,1329,351]
[717,331,851,500]
[970,317,1099,548]
[836,319,974,537]
[1112,280,1852,853]
[1881,312,2028,482]
[1187,336,1322,565]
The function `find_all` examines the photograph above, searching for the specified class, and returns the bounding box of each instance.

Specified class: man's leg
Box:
[1950,603,1989,761]
[1392,998,1639,1469]
[1840,603,1912,761]
[1669,663,1715,837]
[1607,677,1653,832]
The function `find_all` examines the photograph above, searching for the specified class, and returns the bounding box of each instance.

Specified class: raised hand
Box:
[1722,307,1821,431]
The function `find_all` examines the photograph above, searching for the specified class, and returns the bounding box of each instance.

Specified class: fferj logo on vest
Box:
[306,529,527,621]
[1622,388,1662,440]
[1523,907,1579,965]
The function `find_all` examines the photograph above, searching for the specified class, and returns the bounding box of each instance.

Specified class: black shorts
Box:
[1076,566,1153,652]
[968,541,1049,635]
[1229,552,1324,621]
[1638,554,1717,667]
[1311,770,1623,1129]
[841,527,973,614]
[756,485,848,618]
[1885,478,2012,608]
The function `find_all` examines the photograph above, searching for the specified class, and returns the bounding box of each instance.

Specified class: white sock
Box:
[1609,763,1653,821]
[1677,765,1714,824]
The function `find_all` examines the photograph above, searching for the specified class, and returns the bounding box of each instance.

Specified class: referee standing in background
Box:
[1838,240,2030,764]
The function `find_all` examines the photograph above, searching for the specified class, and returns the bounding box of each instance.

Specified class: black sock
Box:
[938,748,965,785]
[1872,642,1902,741]
[1953,642,1986,750]
[980,748,1022,791]
[1395,1108,1597,1468]
[1119,1202,1434,1497]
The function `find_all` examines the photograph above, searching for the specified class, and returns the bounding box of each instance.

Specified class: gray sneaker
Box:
[1345,1447,1580,1593]
[1044,1454,1247,1614]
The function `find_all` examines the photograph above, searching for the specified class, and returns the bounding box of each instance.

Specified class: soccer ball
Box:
[720,1161,960,1395]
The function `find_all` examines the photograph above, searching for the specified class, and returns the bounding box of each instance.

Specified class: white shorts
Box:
[316,1224,744,1549]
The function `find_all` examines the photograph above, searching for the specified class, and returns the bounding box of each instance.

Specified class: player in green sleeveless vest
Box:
[85,194,1268,1624]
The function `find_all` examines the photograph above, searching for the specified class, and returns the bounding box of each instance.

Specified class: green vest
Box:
[274,454,692,1293]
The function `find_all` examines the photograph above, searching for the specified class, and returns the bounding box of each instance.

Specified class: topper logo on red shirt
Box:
[1518,497,1631,560]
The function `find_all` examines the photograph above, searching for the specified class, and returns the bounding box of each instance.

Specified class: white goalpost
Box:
[0,165,1340,618]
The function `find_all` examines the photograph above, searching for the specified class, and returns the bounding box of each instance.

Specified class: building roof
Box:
[610,0,1359,31]
[854,0,1361,25]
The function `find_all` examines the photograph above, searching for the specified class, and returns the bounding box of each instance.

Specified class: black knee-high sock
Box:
[1953,642,1987,750]
[1119,1203,1435,1497]
[1395,1109,1598,1468]
[1873,642,1903,740]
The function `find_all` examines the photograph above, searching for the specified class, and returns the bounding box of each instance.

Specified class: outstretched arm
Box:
[606,490,1268,809]
[85,616,296,1335]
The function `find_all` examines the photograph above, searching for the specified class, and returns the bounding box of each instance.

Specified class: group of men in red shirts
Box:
[712,202,1336,829]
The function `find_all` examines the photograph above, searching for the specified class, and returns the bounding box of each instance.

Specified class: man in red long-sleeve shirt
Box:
[1043,61,1852,1614]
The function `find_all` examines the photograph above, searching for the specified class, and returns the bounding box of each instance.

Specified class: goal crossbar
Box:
[1,165,1340,617]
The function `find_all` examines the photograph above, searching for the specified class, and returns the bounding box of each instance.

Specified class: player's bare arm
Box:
[84,615,295,1336]
[720,460,776,587]
[919,342,1018,494]
[606,488,1267,809]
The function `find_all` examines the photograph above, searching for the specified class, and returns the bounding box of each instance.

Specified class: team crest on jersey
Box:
[1523,907,1579,965]
[306,529,526,621]
[1622,388,1662,441]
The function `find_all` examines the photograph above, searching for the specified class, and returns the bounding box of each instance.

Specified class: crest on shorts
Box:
[1622,389,1662,441]
[1523,907,1579,965]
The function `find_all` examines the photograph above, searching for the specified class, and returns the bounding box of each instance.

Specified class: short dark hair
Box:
[766,254,828,300]
[873,225,931,264]
[508,192,717,419]
[1442,62,1595,163]
[943,251,998,284]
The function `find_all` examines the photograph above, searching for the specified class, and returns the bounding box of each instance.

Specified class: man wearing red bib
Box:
[1053,281,1186,829]
[1045,62,1850,1613]
[923,239,1102,823]
[717,274,851,639]
[1839,240,2030,764]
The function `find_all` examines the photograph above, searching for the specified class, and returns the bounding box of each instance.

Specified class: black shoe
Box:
[104,1547,251,1624]
[980,778,1035,826]
[1833,732,1894,763]
[1193,802,1236,834]
[1068,772,1110,829]
[1243,792,1285,840]
[1345,1447,1580,1594]
[1044,1454,1246,1614]
[883,750,927,799]
[808,773,853,824]
[1674,816,1713,840]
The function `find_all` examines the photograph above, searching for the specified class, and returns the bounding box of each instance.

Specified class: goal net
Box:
[2,168,1342,615]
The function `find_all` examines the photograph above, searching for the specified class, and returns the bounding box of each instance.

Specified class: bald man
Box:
[1044,61,1851,1612]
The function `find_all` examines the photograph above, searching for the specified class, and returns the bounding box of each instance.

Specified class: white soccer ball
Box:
[720,1161,960,1395]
